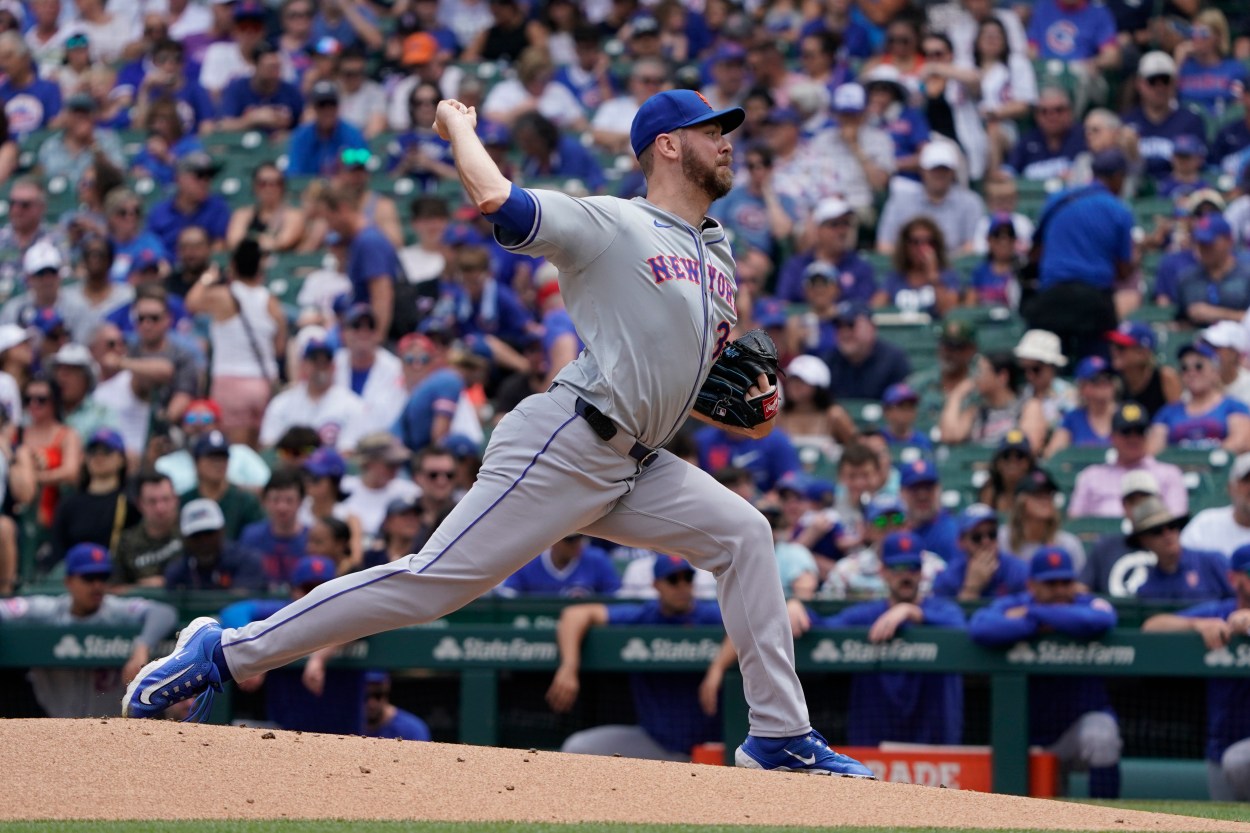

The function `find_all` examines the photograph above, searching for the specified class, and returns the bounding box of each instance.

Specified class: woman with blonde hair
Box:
[1176,9,1246,118]
[1000,468,1086,570]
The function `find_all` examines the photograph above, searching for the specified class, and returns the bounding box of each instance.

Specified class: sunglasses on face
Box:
[871,512,907,529]
[10,199,36,209]
[403,353,431,366]
[1181,361,1208,373]
[348,319,377,331]
[136,313,164,324]
[23,393,49,404]
[184,411,216,425]
[365,689,389,700]
[1145,75,1172,87]
[1144,520,1185,536]
[966,529,997,545]
[663,572,695,585]
[420,469,455,480]
[907,236,934,246]
[1001,450,1030,461]
[114,207,140,217]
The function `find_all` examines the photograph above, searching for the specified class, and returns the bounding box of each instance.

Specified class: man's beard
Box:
[681,146,734,201]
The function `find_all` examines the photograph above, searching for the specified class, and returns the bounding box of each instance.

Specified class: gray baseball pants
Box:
[221,387,812,738]
[1208,738,1250,801]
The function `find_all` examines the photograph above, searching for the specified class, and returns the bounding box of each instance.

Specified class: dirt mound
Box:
[0,719,1244,830]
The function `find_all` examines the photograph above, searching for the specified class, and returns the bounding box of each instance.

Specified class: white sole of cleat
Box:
[121,616,218,718]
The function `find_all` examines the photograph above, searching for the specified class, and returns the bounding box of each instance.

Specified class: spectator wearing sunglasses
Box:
[498,533,620,598]
[1148,342,1250,456]
[146,152,231,255]
[154,398,271,495]
[971,547,1123,798]
[547,555,723,761]
[1069,402,1188,519]
[0,241,92,344]
[1123,51,1207,181]
[1175,216,1250,327]
[823,494,945,601]
[286,80,367,177]
[1014,329,1075,430]
[332,304,405,436]
[218,41,304,136]
[1001,467,1086,570]
[933,503,1028,601]
[0,542,177,717]
[788,531,963,746]
[1129,496,1233,602]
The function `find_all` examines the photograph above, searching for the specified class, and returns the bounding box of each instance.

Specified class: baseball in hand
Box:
[433,99,476,141]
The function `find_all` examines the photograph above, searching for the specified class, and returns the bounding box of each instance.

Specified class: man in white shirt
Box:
[260,337,365,452]
[333,304,406,435]
[589,57,664,155]
[198,0,268,98]
[1181,453,1250,559]
[1202,322,1250,408]
[338,431,420,538]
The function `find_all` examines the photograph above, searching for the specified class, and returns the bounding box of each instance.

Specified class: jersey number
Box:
[711,320,732,361]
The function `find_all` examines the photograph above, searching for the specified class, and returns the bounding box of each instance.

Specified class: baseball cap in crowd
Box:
[776,470,811,497]
[899,458,939,488]
[35,308,66,337]
[958,503,998,535]
[401,31,437,66]
[629,89,745,158]
[1201,321,1248,354]
[357,431,411,466]
[303,337,334,360]
[883,382,919,406]
[1229,453,1250,484]
[181,498,226,536]
[812,196,852,226]
[1192,214,1232,244]
[1178,341,1218,363]
[385,497,419,518]
[441,433,481,460]
[860,64,908,99]
[478,120,510,146]
[184,398,222,425]
[833,300,871,327]
[1120,470,1161,498]
[52,342,94,379]
[1231,543,1250,574]
[919,141,960,171]
[1029,546,1076,582]
[1017,467,1059,496]
[65,92,97,113]
[292,555,337,587]
[1091,148,1128,177]
[1173,134,1207,157]
[805,478,835,505]
[880,531,923,570]
[64,32,88,49]
[233,0,266,20]
[311,80,340,106]
[803,261,838,285]
[763,106,802,126]
[1075,355,1113,382]
[996,429,1032,458]
[1138,50,1177,78]
[343,303,376,327]
[987,213,1017,237]
[754,298,788,329]
[939,319,976,348]
[86,427,125,454]
[1112,402,1150,433]
[864,493,906,524]
[177,151,222,178]
[1014,329,1067,367]
[832,82,866,113]
[364,669,390,686]
[23,241,62,276]
[303,447,346,479]
[1186,188,1226,215]
[1106,321,1156,352]
[193,430,230,459]
[0,324,29,353]
[709,42,746,64]
[630,15,660,37]
[128,249,163,278]
[653,554,695,581]
[786,354,831,389]
[65,543,112,577]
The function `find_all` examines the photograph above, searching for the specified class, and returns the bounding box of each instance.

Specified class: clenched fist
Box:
[433,99,477,141]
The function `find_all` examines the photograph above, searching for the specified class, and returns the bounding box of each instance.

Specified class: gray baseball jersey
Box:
[219,190,813,745]
[1,594,177,717]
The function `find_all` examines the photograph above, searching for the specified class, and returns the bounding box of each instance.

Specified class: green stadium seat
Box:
[1063,515,1125,545]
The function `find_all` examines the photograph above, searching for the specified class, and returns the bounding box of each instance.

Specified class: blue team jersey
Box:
[1008,126,1087,181]
[366,706,431,741]
[881,270,962,317]
[607,600,723,754]
[1136,548,1234,601]
[0,75,61,137]
[386,131,454,192]
[818,598,966,745]
[969,261,1013,306]
[1176,599,1250,760]
[1059,408,1111,448]
[394,367,464,453]
[1210,121,1250,173]
[878,108,930,175]
[932,552,1028,599]
[238,520,310,588]
[146,194,231,252]
[775,252,877,304]
[694,426,800,492]
[501,546,621,598]
[1177,57,1246,117]
[912,511,960,564]
[1038,184,1133,290]
[454,279,533,344]
[1152,398,1250,449]
[347,225,401,306]
[1027,0,1116,61]
[1124,106,1209,178]
[285,120,367,176]
[884,428,934,455]
[712,185,800,255]
[1153,249,1197,303]
[521,135,606,193]
[220,78,303,131]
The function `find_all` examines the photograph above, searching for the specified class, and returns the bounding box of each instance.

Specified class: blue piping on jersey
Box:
[225,414,578,650]
[667,224,712,448]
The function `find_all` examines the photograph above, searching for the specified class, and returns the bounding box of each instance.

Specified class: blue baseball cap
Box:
[654,554,695,580]
[864,492,905,522]
[629,89,745,158]
[1106,321,1156,351]
[899,458,939,488]
[764,106,801,126]
[477,120,510,146]
[65,542,112,576]
[1091,148,1128,177]
[996,429,1032,458]
[883,382,919,405]
[987,212,1017,236]
[880,531,923,569]
[32,306,64,335]
[303,447,346,479]
[834,300,871,326]
[1178,340,1218,362]
[776,470,810,497]
[1075,355,1112,382]
[805,478,836,504]
[1029,546,1076,581]
[193,430,230,459]
[291,555,336,587]
[128,249,162,277]
[441,433,481,459]
[1173,134,1207,157]
[86,427,125,454]
[958,503,998,536]
[364,670,390,686]
[1192,214,1233,244]
[754,298,788,329]
[303,338,333,360]
[343,303,376,326]
[1231,543,1250,573]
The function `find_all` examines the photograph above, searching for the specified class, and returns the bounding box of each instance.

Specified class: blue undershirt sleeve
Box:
[485,184,537,239]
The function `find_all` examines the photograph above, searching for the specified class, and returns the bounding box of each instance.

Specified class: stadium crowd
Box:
[1,0,1250,801]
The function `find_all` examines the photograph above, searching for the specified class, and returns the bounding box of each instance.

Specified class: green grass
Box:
[1074,800,1250,823]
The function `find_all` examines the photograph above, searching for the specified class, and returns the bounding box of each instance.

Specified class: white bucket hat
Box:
[1013,329,1067,367]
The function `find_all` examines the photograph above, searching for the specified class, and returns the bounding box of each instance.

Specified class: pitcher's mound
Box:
[1,719,1245,830]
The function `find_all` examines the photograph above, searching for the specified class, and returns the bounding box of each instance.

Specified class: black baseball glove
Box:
[693,329,781,429]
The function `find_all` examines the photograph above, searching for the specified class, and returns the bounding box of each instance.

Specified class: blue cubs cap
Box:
[1173,134,1207,157]
[292,555,337,587]
[754,298,788,329]
[441,433,481,459]
[303,447,346,479]
[764,106,801,126]
[364,670,390,686]
[1075,355,1112,381]
[899,458,939,488]
[1091,148,1128,177]
[654,554,695,580]
[834,300,871,326]
[128,249,162,277]
[1106,321,1156,351]
[880,531,923,569]
[65,543,112,576]
[303,338,333,360]
[775,470,810,496]
[477,120,510,146]
[630,89,745,158]
[883,382,919,405]
[709,42,746,64]
[805,478,836,504]
[864,493,905,522]
[1192,214,1233,244]
[193,429,230,459]
[959,503,998,535]
[1029,546,1076,581]
[1231,543,1250,573]
[343,303,376,326]
[1178,340,1218,362]
[86,427,125,454]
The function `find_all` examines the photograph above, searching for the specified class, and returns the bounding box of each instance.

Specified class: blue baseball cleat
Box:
[736,731,876,778]
[122,617,225,721]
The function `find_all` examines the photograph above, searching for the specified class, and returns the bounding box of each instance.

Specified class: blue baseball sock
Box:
[212,642,234,685]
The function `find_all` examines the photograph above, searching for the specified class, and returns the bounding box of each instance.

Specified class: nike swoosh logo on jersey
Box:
[653,220,674,229]
[785,750,816,765]
[138,663,193,706]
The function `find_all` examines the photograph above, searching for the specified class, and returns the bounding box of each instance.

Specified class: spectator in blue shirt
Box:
[165,498,266,591]
[1026,0,1120,111]
[393,333,463,454]
[1124,52,1209,181]
[146,152,231,253]
[362,671,431,741]
[1007,88,1086,182]
[499,534,622,598]
[933,503,1029,600]
[774,197,876,305]
[513,110,606,194]
[900,459,960,563]
[971,546,1123,798]
[547,556,723,761]
[112,39,216,134]
[448,244,534,351]
[822,301,910,400]
[317,180,400,339]
[694,419,800,495]
[1129,495,1234,602]
[790,531,965,746]
[1149,342,1250,454]
[712,144,800,260]
[881,383,932,455]
[1142,543,1250,800]
[238,469,309,589]
[1174,216,1250,327]
[1210,87,1250,174]
[0,31,62,138]
[218,41,303,135]
[862,64,929,179]
[1045,356,1117,457]
[1177,10,1247,120]
[1157,134,1215,201]
[285,80,367,176]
